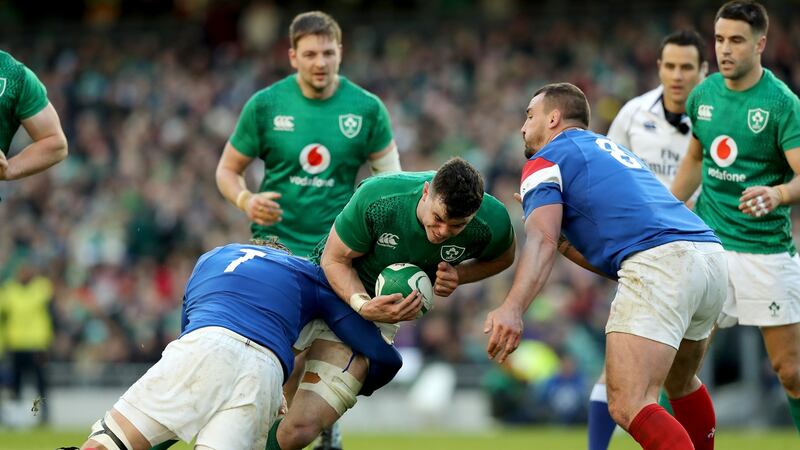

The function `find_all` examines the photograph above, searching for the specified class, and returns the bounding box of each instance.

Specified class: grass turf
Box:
[1,427,795,450]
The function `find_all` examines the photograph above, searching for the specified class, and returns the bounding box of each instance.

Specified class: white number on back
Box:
[595,138,642,169]
[224,249,267,273]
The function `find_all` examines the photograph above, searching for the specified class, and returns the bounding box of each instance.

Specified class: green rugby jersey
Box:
[310,172,515,296]
[0,51,49,153]
[230,75,393,256]
[687,69,800,254]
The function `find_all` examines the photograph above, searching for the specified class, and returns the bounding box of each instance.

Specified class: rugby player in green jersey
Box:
[216,11,400,258]
[0,50,67,182]
[672,0,800,433]
[265,158,516,450]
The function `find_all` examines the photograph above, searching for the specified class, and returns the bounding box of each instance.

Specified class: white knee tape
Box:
[298,360,362,415]
[88,411,133,450]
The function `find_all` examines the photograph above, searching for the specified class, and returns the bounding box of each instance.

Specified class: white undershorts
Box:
[116,327,283,450]
[606,241,727,349]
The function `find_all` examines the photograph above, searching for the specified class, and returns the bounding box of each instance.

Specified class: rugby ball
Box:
[374,263,434,318]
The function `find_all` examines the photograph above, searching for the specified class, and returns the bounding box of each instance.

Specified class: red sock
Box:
[670,385,716,450]
[629,403,695,450]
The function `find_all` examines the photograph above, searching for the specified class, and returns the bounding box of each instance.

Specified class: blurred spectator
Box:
[0,264,54,423]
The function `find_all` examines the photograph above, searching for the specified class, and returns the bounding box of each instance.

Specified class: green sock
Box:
[788,395,800,433]
[266,417,284,450]
[149,440,178,450]
[658,390,674,415]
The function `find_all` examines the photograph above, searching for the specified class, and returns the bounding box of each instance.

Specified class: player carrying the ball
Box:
[266,157,516,450]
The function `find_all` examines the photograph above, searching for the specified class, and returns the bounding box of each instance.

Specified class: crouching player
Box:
[74,240,419,450]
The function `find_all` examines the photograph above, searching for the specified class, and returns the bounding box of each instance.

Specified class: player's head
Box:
[289,11,343,94]
[419,158,484,244]
[522,83,590,158]
[658,30,708,108]
[714,1,768,80]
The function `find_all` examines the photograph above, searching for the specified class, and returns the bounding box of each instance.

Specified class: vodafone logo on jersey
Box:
[710,135,738,168]
[299,144,331,174]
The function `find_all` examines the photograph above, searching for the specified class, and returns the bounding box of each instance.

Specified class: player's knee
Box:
[606,398,634,429]
[279,417,322,449]
[298,359,362,416]
[773,358,800,396]
[85,411,135,450]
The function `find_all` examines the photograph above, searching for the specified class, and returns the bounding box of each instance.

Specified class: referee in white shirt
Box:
[588,29,708,450]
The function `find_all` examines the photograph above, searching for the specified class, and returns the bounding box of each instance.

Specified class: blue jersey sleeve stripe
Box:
[522,182,563,219]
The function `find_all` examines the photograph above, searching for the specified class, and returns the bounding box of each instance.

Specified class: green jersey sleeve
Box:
[365,98,393,155]
[16,66,48,120]
[779,95,800,151]
[478,196,515,260]
[333,183,376,253]
[685,89,698,126]
[229,94,263,158]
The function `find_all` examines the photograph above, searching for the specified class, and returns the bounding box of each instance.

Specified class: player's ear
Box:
[699,61,709,79]
[289,48,298,69]
[755,34,767,55]
[422,181,430,201]
[548,109,561,129]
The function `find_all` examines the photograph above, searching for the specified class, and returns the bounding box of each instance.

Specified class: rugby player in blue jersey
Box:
[484,83,726,450]
[75,240,419,450]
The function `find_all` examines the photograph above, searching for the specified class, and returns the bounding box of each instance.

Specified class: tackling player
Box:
[589,30,707,450]
[216,11,400,257]
[0,50,67,181]
[671,0,800,433]
[266,158,516,450]
[75,240,416,450]
[486,83,725,450]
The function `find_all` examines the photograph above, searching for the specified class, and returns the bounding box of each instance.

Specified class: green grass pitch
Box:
[0,427,795,450]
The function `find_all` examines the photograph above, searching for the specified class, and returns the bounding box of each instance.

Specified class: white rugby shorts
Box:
[606,241,727,349]
[115,326,283,450]
[717,250,800,328]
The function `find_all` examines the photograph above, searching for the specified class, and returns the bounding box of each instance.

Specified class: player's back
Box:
[522,129,718,276]
[182,243,322,379]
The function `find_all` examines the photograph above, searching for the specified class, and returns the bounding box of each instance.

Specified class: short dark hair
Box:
[250,237,291,254]
[659,30,707,65]
[532,83,590,128]
[431,157,484,219]
[289,11,342,49]
[715,0,769,35]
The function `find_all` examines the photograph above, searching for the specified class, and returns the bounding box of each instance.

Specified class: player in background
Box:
[588,30,708,450]
[216,11,400,257]
[266,158,516,450]
[215,12,400,449]
[76,240,417,450]
[486,83,725,450]
[671,0,800,433]
[0,50,67,181]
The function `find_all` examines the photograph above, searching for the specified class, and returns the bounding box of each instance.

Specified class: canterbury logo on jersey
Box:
[273,115,294,131]
[697,105,713,121]
[377,233,399,248]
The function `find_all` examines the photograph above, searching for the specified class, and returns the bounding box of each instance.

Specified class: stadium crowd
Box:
[1,1,799,424]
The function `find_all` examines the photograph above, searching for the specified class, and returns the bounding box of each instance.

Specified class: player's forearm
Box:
[671,157,702,202]
[501,232,557,315]
[4,134,67,180]
[320,256,369,306]
[558,236,614,280]
[456,243,515,284]
[776,176,800,205]
[215,166,249,209]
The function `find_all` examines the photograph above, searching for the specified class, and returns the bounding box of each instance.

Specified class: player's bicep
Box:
[784,147,800,175]
[218,141,254,175]
[322,225,366,267]
[524,203,563,247]
[686,135,703,161]
[20,103,65,142]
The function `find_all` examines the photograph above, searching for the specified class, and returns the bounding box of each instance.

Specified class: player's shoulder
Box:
[621,86,662,113]
[763,69,800,105]
[357,171,430,197]
[693,73,724,97]
[0,50,26,78]
[249,75,297,101]
[338,77,386,109]
[476,191,510,219]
